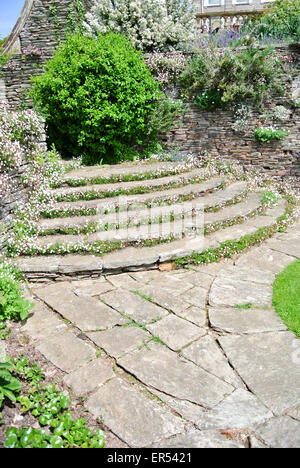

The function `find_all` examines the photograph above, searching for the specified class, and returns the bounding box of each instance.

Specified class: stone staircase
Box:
[14,159,294,279]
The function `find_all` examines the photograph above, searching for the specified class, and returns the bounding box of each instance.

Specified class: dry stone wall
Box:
[162,101,300,178]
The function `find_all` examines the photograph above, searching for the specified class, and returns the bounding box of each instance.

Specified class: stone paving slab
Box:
[101,289,169,324]
[86,378,185,447]
[286,406,300,421]
[235,246,295,274]
[195,388,273,431]
[133,284,191,315]
[33,282,126,331]
[21,301,67,342]
[175,270,216,290]
[219,332,300,415]
[265,238,300,259]
[144,274,194,297]
[217,266,275,285]
[129,270,163,283]
[87,326,151,358]
[208,307,287,334]
[106,273,138,290]
[150,429,245,448]
[146,315,206,351]
[179,286,208,309]
[181,335,243,389]
[63,358,115,396]
[71,278,115,296]
[208,220,258,244]
[209,276,273,308]
[117,343,234,408]
[148,388,210,426]
[176,307,207,327]
[254,416,300,448]
[37,329,96,373]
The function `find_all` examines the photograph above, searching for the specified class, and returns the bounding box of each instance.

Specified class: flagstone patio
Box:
[18,219,300,448]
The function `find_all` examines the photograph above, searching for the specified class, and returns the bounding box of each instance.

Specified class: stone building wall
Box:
[195,0,274,14]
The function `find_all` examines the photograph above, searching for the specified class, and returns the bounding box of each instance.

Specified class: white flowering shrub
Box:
[84,0,196,51]
[0,105,45,170]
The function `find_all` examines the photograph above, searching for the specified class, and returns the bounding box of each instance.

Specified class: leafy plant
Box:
[31,33,163,164]
[180,43,284,109]
[194,89,225,110]
[11,355,45,388]
[48,412,105,448]
[261,191,280,206]
[0,362,22,409]
[18,384,70,425]
[4,427,64,449]
[254,127,289,143]
[249,0,300,39]
[0,262,34,322]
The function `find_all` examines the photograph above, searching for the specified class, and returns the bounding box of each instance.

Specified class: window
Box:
[232,0,251,4]
[204,0,224,6]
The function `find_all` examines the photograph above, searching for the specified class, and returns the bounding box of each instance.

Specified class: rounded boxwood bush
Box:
[31,33,162,163]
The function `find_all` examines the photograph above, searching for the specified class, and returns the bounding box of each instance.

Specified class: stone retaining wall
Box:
[0,164,28,221]
[162,101,300,177]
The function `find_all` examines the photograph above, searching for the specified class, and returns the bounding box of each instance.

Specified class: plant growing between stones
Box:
[254,127,289,143]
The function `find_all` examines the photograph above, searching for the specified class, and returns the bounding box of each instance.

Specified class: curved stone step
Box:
[15,199,288,277]
[43,177,238,218]
[52,167,207,201]
[38,192,261,237]
[33,211,206,247]
[62,160,191,185]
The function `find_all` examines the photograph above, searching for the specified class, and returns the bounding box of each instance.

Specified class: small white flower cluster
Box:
[0,104,45,170]
[232,104,252,134]
[84,0,196,51]
[272,105,291,122]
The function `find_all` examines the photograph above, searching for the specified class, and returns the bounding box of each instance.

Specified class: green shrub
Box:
[252,0,300,39]
[31,33,163,164]
[180,44,284,109]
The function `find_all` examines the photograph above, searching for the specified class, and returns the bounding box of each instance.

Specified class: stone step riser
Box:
[42,177,232,218]
[37,193,262,238]
[15,198,287,261]
[53,167,206,201]
[62,161,191,184]
[14,200,290,279]
[34,212,206,248]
